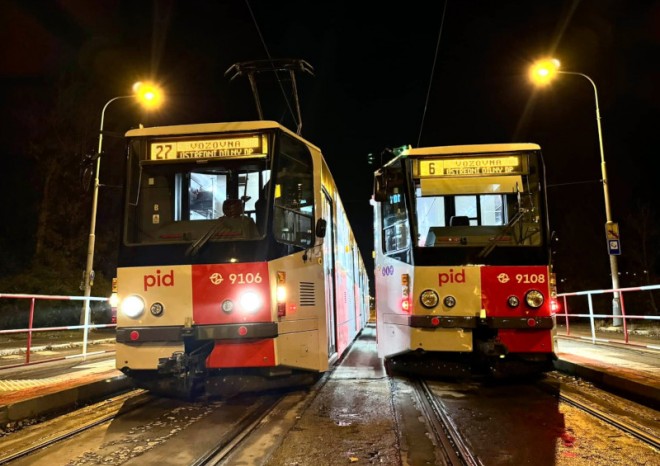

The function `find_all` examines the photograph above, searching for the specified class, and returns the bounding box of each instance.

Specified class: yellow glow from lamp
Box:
[133,81,164,110]
[529,58,561,86]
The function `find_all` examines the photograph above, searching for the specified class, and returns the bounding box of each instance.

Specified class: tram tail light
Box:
[277,271,287,317]
[401,273,411,313]
[550,298,560,313]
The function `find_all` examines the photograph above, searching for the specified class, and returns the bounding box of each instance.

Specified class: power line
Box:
[244,1,301,131]
[417,0,448,147]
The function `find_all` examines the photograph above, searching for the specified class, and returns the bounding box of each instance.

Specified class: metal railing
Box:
[0,293,115,367]
[556,284,660,349]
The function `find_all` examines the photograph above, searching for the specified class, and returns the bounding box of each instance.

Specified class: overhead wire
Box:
[417,0,448,147]
[244,0,300,130]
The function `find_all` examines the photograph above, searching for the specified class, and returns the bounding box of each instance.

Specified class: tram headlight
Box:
[525,290,544,308]
[443,295,456,308]
[276,272,287,317]
[276,285,287,303]
[150,302,164,316]
[240,291,262,314]
[109,292,120,308]
[120,295,145,319]
[507,295,520,308]
[221,299,234,313]
[419,289,439,309]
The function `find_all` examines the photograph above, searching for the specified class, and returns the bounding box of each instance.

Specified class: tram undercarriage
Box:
[383,329,556,380]
[121,341,321,399]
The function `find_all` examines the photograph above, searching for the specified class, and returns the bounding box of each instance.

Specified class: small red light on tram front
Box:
[130,330,140,341]
[401,299,410,312]
[550,299,560,313]
[431,317,440,327]
[238,326,248,336]
[527,318,537,327]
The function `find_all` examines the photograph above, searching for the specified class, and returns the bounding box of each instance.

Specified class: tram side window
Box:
[381,188,412,263]
[273,135,314,249]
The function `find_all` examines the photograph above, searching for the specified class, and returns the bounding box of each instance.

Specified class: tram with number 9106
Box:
[111,120,369,398]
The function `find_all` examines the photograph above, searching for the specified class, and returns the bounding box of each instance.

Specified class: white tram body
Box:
[372,143,556,376]
[113,121,369,397]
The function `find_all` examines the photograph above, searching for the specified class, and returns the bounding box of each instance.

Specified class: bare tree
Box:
[623,201,659,312]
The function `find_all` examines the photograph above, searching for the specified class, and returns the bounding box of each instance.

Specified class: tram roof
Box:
[125,120,318,149]
[404,143,541,157]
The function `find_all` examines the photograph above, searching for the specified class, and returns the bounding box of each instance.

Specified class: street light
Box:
[529,58,622,324]
[81,81,164,325]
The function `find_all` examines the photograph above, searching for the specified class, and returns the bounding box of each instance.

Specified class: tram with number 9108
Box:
[372,143,557,377]
[111,120,369,398]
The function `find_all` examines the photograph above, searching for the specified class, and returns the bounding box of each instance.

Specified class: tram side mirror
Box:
[373,170,387,202]
[315,218,327,238]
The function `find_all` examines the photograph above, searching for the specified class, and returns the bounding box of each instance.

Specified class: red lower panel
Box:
[498,329,554,353]
[336,322,349,356]
[206,340,275,368]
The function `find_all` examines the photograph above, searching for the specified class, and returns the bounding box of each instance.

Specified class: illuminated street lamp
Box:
[82,81,164,324]
[529,58,622,323]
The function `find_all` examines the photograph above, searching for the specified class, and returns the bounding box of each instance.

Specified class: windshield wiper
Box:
[186,222,223,256]
[476,210,526,259]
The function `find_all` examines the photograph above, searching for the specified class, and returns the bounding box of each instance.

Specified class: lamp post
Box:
[529,59,621,324]
[81,82,164,328]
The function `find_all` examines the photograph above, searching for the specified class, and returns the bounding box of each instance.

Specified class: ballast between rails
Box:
[556,284,660,349]
[0,292,113,366]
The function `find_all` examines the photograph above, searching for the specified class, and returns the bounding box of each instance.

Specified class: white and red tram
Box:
[372,143,557,377]
[112,120,369,397]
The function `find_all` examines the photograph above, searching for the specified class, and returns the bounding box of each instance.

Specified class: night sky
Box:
[1,0,659,294]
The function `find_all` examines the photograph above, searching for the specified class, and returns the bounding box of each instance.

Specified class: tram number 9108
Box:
[516,274,545,284]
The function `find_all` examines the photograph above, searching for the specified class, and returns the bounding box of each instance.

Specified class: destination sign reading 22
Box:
[150,134,268,160]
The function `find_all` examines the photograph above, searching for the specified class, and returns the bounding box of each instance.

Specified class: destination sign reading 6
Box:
[150,135,267,160]
[420,156,521,177]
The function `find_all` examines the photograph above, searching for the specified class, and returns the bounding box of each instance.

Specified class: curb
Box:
[0,339,116,357]
[0,373,134,427]
[553,358,659,411]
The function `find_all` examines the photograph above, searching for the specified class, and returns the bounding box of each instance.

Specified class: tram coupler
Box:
[158,351,189,376]
[476,340,508,358]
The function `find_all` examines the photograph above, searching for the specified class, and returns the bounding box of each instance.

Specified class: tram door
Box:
[321,190,337,356]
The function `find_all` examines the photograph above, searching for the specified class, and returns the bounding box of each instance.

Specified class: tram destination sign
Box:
[419,156,522,177]
[149,134,267,160]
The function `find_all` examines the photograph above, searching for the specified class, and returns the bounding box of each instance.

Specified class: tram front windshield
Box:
[124,158,270,245]
[414,154,543,252]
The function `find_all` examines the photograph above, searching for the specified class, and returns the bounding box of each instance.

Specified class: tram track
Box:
[188,393,285,465]
[412,379,481,466]
[0,367,336,465]
[539,370,660,446]
[1,389,297,466]
[406,371,659,466]
[0,389,151,465]
[558,390,660,450]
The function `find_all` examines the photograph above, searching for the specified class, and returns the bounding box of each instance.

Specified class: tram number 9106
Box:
[229,273,263,284]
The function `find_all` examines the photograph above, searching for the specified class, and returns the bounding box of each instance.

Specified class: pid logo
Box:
[144,269,174,291]
[438,268,466,286]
